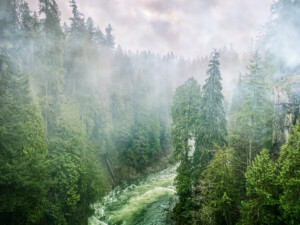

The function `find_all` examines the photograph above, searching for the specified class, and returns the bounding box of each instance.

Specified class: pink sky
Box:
[27,0,272,59]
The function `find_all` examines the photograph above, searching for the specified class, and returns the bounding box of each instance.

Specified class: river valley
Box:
[89,166,178,225]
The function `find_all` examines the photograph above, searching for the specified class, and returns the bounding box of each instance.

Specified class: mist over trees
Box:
[170,0,300,224]
[0,0,300,225]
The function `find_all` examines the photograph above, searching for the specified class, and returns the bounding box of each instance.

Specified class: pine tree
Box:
[65,0,89,94]
[278,124,300,224]
[36,0,65,139]
[94,27,105,49]
[86,17,95,41]
[194,49,227,173]
[19,1,33,33]
[104,24,115,49]
[171,77,201,161]
[44,98,107,224]
[171,77,201,224]
[240,149,280,225]
[0,58,48,224]
[69,0,85,36]
[39,0,63,38]
[195,148,239,225]
[0,0,18,39]
[230,50,273,166]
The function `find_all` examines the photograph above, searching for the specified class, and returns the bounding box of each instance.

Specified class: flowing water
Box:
[89,165,178,225]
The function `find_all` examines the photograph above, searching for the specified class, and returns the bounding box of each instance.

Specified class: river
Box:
[88,165,178,225]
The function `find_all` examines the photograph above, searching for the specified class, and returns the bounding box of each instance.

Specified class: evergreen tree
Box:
[94,27,105,49]
[195,148,239,225]
[44,98,106,224]
[36,0,65,138]
[240,149,280,225]
[278,124,300,224]
[19,1,33,33]
[230,50,273,166]
[69,0,85,37]
[104,24,115,49]
[0,60,48,224]
[65,0,91,94]
[0,0,19,38]
[86,17,95,41]
[171,77,201,224]
[194,49,227,173]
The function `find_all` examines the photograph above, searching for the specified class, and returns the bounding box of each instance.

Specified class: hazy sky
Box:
[28,0,273,59]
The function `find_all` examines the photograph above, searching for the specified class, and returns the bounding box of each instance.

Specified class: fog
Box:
[1,1,300,224]
[28,0,272,59]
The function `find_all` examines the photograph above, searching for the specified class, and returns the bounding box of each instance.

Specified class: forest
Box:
[0,0,299,225]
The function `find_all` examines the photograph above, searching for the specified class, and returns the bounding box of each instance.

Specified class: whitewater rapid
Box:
[88,165,177,225]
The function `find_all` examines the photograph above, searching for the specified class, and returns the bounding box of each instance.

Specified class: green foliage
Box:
[104,24,115,49]
[194,49,227,179]
[171,77,201,160]
[195,148,239,225]
[173,158,193,224]
[0,70,48,224]
[128,110,161,169]
[229,50,273,167]
[240,149,280,225]
[3,1,300,225]
[278,124,300,224]
[171,77,201,223]
[43,98,107,224]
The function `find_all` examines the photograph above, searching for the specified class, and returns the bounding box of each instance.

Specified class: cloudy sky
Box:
[28,0,273,59]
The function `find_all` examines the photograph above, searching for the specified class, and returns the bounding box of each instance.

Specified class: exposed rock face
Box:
[273,74,300,156]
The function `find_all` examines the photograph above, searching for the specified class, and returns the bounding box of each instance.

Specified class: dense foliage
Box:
[1,0,243,224]
[170,1,300,224]
[0,0,180,224]
[1,0,300,224]
[171,77,201,223]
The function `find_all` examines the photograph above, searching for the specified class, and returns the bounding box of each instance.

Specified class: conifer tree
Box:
[69,0,85,36]
[37,0,65,138]
[171,77,201,224]
[94,27,105,49]
[195,148,238,225]
[278,124,300,224]
[65,0,89,94]
[19,1,33,33]
[230,50,273,166]
[86,17,95,41]
[104,24,115,49]
[0,58,48,224]
[194,49,227,172]
[240,149,280,225]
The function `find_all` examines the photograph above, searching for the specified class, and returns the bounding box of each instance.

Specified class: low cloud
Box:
[28,0,272,58]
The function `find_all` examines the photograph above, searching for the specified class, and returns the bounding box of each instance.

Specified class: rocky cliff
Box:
[273,74,300,156]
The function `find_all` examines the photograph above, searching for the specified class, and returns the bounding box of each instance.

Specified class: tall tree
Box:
[240,149,280,225]
[230,50,273,166]
[195,148,239,225]
[65,0,88,94]
[0,0,18,38]
[0,60,48,224]
[171,77,201,224]
[278,124,300,224]
[194,49,227,173]
[104,24,115,49]
[37,0,65,138]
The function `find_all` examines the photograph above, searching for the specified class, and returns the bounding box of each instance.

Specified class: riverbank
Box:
[102,153,174,188]
[89,165,178,225]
